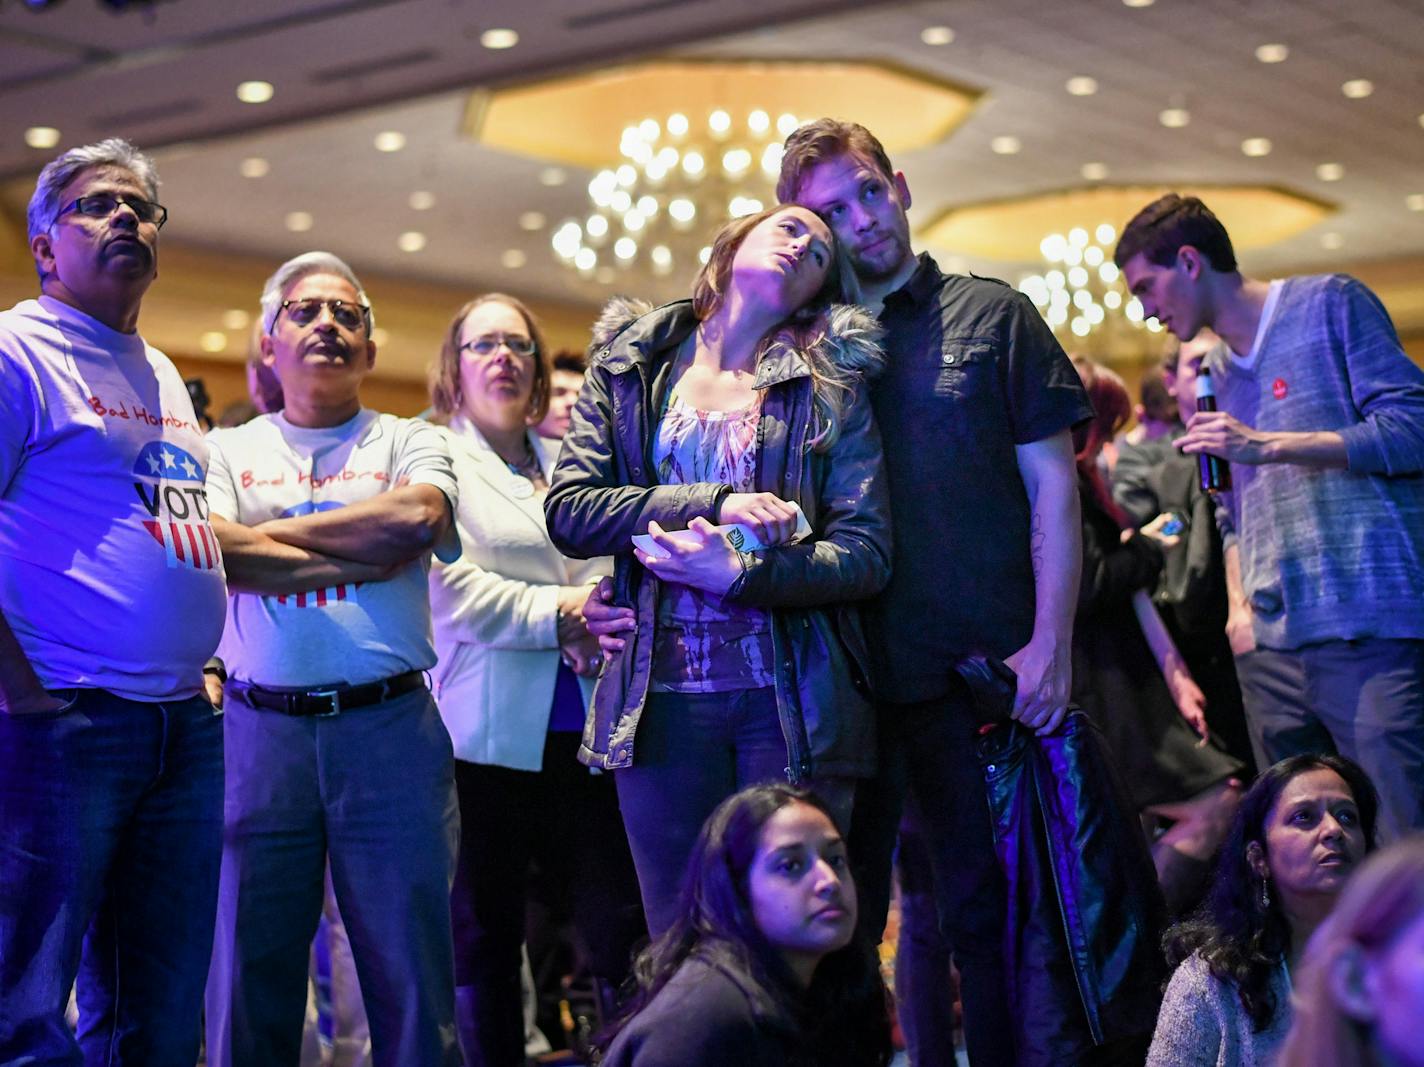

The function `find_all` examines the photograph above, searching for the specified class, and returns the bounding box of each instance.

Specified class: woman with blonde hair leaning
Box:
[545,204,890,938]
[1277,835,1424,1067]
[427,293,645,1066]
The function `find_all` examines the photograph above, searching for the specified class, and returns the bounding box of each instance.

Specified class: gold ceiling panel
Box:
[463,58,982,168]
[919,184,1335,262]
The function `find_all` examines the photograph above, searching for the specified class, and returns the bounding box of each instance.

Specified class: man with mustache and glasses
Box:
[203,252,462,1067]
[0,139,228,1065]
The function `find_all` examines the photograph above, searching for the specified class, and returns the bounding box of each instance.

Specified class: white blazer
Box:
[429,416,610,770]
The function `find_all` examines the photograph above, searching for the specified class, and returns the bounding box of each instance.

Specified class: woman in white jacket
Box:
[427,293,646,1067]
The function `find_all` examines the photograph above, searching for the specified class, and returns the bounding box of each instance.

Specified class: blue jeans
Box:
[205,685,460,1067]
[614,687,854,938]
[0,688,224,1066]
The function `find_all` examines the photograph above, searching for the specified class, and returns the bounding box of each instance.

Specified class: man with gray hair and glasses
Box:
[203,251,462,1067]
[0,139,228,1064]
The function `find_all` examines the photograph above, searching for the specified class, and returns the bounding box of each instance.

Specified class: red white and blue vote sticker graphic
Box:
[131,442,220,570]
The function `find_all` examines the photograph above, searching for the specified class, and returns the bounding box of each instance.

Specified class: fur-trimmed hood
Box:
[763,302,885,383]
[588,297,884,386]
[589,295,656,353]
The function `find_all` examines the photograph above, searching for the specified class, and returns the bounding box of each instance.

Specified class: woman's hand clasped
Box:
[557,585,607,677]
[560,632,605,678]
[582,577,636,657]
[717,492,800,547]
[555,586,593,645]
[634,518,743,596]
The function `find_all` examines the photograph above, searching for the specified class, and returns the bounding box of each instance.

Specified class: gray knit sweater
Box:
[1146,953,1290,1067]
[1208,274,1424,650]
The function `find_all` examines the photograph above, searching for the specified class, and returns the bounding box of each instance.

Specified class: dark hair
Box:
[602,784,892,1066]
[1113,194,1238,273]
[691,206,872,452]
[776,118,896,205]
[1164,754,1380,1031]
[551,349,587,375]
[429,292,551,423]
[1139,368,1177,425]
[1158,335,1183,380]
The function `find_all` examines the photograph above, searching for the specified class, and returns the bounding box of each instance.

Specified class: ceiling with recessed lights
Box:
[2,0,1422,374]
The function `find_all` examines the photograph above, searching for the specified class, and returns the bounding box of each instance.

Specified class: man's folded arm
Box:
[211,515,393,595]
[251,484,453,567]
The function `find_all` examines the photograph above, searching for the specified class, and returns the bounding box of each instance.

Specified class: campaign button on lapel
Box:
[1272,377,1288,400]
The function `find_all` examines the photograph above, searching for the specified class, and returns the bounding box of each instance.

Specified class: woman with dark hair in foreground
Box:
[599,784,892,1067]
[1147,754,1380,1066]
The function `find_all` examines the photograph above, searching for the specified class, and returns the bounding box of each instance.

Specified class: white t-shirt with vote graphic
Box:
[0,296,228,700]
[206,408,459,689]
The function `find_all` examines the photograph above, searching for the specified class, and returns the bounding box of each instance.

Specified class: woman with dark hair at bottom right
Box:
[1147,754,1379,1067]
[598,783,892,1067]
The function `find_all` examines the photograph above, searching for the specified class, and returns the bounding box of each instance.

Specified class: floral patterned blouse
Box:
[650,391,775,693]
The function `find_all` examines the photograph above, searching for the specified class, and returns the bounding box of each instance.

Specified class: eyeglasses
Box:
[58,194,168,230]
[276,298,370,331]
[460,333,536,358]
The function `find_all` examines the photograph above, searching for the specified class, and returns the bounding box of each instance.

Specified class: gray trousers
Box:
[206,686,461,1067]
[1235,638,1424,841]
[299,868,370,1067]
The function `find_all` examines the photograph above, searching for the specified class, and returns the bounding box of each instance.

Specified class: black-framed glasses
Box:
[276,298,370,332]
[58,194,167,230]
[460,333,536,358]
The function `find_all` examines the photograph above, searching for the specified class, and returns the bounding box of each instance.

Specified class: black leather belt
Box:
[232,670,424,717]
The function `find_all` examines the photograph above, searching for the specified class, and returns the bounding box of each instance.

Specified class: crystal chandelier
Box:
[551,109,802,280]
[1017,223,1163,340]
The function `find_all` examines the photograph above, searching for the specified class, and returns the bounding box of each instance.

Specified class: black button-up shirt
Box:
[867,253,1092,703]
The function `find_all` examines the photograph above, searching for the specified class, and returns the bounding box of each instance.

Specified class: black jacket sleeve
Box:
[1078,492,1164,617]
[725,388,892,609]
[544,364,730,559]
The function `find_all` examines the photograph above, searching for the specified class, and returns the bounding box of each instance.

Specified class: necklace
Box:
[502,438,544,484]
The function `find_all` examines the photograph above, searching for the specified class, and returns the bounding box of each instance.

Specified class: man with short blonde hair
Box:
[780,118,1095,1065]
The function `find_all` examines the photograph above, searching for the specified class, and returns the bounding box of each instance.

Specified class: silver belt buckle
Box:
[309,687,342,717]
